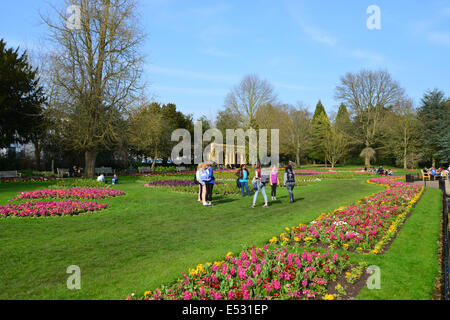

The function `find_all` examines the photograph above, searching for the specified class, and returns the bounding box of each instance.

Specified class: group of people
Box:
[69,165,83,177]
[365,166,393,176]
[195,162,216,207]
[236,162,297,207]
[97,173,119,185]
[423,166,450,178]
[195,161,297,208]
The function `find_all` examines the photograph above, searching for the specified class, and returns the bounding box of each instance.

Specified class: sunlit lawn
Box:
[0,176,385,299]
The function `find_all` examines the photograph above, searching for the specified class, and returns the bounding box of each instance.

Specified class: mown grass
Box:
[0,176,382,299]
[355,187,442,300]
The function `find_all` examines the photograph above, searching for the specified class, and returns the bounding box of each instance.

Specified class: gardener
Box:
[284,165,296,203]
[237,164,251,197]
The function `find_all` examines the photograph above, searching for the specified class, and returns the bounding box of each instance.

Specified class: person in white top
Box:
[196,163,206,202]
[97,173,105,183]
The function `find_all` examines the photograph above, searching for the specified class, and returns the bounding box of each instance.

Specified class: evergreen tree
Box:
[0,39,45,148]
[310,100,331,165]
[417,89,449,166]
[335,103,352,134]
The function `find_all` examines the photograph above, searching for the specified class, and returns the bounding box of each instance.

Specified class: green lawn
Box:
[355,187,442,300]
[0,177,384,299]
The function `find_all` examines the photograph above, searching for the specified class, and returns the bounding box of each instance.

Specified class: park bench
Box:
[0,170,22,178]
[176,166,188,173]
[421,170,431,182]
[95,167,114,176]
[138,166,153,174]
[57,168,70,178]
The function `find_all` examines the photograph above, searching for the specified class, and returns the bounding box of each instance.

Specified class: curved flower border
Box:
[270,177,424,255]
[10,188,125,201]
[0,200,108,218]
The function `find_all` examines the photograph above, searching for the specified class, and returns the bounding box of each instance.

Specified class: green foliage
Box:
[0,39,45,148]
[0,177,384,299]
[311,101,331,162]
[335,103,352,135]
[417,89,450,165]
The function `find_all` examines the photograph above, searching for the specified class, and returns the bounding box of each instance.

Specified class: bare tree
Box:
[42,0,145,177]
[323,127,350,168]
[335,69,404,167]
[385,98,420,169]
[285,103,312,167]
[127,103,171,170]
[224,74,277,128]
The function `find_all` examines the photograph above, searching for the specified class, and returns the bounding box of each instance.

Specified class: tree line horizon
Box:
[0,1,449,176]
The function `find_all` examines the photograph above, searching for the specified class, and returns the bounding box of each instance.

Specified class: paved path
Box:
[413,181,441,189]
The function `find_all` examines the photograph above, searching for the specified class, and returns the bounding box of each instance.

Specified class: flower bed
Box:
[295,170,336,176]
[271,177,424,254]
[49,178,113,189]
[145,180,224,187]
[0,200,108,218]
[10,188,125,201]
[1,176,58,183]
[132,246,368,301]
[144,179,239,195]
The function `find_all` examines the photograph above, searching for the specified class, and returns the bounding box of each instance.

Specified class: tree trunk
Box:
[296,150,300,168]
[33,143,41,171]
[365,155,371,168]
[84,150,97,178]
[151,150,158,171]
[403,147,407,170]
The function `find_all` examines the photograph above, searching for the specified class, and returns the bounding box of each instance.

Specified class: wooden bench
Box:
[57,168,70,178]
[176,166,188,173]
[0,170,22,178]
[95,167,114,176]
[138,166,153,174]
[421,170,430,182]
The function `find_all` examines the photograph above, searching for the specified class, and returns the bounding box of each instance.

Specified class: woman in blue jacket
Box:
[202,162,215,207]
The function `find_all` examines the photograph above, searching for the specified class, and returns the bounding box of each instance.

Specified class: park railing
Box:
[439,179,449,300]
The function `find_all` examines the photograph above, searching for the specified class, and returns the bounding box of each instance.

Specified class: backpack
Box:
[287,171,295,183]
[261,172,270,184]
[236,178,241,189]
[251,176,260,190]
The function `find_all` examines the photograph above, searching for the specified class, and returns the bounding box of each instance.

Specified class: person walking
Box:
[270,165,279,201]
[252,161,268,208]
[237,164,251,197]
[284,165,296,203]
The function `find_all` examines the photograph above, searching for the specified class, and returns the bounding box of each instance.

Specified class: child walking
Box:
[270,166,279,201]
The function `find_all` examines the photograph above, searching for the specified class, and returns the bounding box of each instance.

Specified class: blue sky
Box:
[1,0,449,120]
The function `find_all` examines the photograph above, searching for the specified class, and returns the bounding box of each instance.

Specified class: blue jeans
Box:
[253,183,267,205]
[240,181,251,196]
[286,182,295,202]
